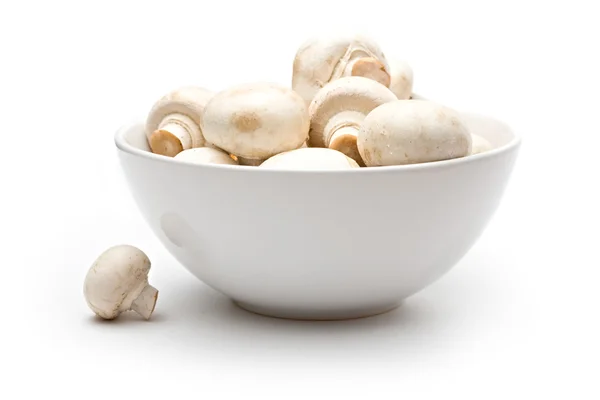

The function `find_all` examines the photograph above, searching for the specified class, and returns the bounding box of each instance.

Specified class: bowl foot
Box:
[233,300,401,321]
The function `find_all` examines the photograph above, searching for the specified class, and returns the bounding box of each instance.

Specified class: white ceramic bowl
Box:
[115,110,521,320]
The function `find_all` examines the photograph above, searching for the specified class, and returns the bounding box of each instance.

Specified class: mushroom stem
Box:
[322,110,366,165]
[345,57,391,88]
[130,284,159,320]
[149,113,201,157]
[328,126,364,167]
[329,42,391,88]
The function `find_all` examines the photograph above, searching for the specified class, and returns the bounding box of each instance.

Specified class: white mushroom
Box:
[201,83,309,164]
[308,76,397,166]
[470,133,493,155]
[174,147,238,165]
[358,100,472,166]
[146,86,214,157]
[292,35,391,106]
[83,245,158,320]
[388,59,414,100]
[260,148,360,170]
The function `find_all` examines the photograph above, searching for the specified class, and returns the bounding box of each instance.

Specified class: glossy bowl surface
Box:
[115,110,521,320]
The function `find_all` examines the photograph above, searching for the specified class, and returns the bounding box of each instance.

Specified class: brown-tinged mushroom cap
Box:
[201,83,309,160]
[292,35,390,106]
[145,86,214,157]
[260,147,360,170]
[307,76,397,164]
[358,100,472,166]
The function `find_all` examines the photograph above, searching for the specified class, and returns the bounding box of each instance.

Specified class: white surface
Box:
[1,0,598,398]
[115,113,519,320]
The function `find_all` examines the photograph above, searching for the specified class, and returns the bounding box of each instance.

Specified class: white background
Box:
[1,0,599,398]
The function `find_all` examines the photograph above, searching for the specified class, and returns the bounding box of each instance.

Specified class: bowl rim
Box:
[114,111,522,174]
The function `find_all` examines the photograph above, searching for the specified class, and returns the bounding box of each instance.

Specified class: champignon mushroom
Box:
[201,83,309,164]
[308,76,397,166]
[470,133,493,155]
[388,59,414,100]
[292,35,391,106]
[83,245,158,320]
[146,86,214,157]
[260,148,360,170]
[358,100,472,166]
[174,147,238,165]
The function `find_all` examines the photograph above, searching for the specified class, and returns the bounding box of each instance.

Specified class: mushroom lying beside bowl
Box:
[84,245,158,320]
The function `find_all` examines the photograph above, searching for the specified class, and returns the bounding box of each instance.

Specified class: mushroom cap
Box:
[292,35,390,105]
[174,147,238,165]
[83,245,152,320]
[145,86,214,147]
[358,100,472,166]
[308,76,397,148]
[470,133,493,155]
[388,59,414,100]
[260,147,360,170]
[201,83,309,160]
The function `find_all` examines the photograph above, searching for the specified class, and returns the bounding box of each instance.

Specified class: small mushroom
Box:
[146,86,214,157]
[388,59,414,100]
[260,148,360,170]
[308,76,397,166]
[358,100,472,166]
[292,35,391,106]
[470,133,493,155]
[174,147,238,165]
[83,245,158,320]
[201,83,309,164]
